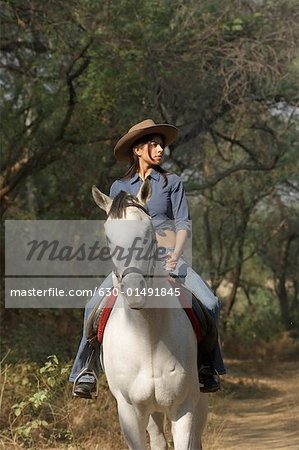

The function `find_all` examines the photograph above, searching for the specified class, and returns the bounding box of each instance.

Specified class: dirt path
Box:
[205,359,299,450]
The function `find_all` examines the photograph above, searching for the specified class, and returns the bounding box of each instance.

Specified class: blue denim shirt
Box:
[109,169,190,235]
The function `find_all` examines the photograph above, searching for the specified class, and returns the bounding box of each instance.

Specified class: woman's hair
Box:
[119,134,169,186]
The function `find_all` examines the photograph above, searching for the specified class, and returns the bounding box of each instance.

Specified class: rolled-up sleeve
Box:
[170,177,191,234]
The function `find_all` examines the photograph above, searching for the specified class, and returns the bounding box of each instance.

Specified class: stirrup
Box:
[198,366,221,392]
[199,365,220,379]
[72,368,99,398]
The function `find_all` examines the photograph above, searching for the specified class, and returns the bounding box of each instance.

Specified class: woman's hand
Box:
[165,252,179,271]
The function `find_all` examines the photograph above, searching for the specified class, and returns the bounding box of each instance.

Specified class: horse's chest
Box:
[105,341,195,408]
[117,364,191,409]
[103,309,197,408]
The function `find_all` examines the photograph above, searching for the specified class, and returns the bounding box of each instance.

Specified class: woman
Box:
[70,119,226,398]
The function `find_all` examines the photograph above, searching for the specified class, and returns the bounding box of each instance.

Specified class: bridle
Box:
[107,202,157,285]
[113,266,155,283]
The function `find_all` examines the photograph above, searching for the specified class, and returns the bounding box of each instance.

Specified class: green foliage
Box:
[1,355,73,447]
[1,0,298,363]
[0,308,82,363]
[225,289,284,346]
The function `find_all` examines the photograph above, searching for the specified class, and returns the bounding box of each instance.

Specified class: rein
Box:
[113,266,156,283]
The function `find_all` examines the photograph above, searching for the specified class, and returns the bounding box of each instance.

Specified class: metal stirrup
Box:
[72,347,100,398]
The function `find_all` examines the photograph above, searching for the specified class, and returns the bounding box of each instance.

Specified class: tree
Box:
[1,0,298,333]
[1,0,298,218]
[188,105,298,325]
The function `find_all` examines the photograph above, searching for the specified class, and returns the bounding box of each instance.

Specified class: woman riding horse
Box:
[70,119,226,398]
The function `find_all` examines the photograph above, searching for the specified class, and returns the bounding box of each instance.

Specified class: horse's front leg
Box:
[147,412,168,450]
[170,399,204,450]
[116,396,149,450]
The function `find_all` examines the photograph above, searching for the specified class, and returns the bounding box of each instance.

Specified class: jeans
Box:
[69,253,226,383]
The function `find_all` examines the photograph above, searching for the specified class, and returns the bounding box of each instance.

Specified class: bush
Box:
[222,288,287,358]
[0,355,74,448]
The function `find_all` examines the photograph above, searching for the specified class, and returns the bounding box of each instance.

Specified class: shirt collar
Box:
[130,172,140,184]
[130,169,160,184]
[149,169,160,181]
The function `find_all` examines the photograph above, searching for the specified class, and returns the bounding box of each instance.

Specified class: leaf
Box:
[47,377,56,387]
[231,18,243,31]
[232,24,243,31]
[14,408,22,417]
[12,401,27,416]
[48,355,59,365]
[29,390,48,408]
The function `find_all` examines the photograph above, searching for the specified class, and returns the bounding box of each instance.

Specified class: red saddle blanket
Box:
[97,280,203,344]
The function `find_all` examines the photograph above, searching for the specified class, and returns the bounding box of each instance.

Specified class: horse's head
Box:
[92,179,156,309]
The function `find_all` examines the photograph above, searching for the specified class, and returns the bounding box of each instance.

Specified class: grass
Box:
[0,353,228,450]
[1,330,298,449]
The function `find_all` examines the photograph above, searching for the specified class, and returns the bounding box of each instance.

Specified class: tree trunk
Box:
[275,276,293,330]
[274,235,297,330]
[226,211,249,317]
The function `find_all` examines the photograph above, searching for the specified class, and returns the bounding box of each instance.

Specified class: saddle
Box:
[85,278,218,354]
[85,291,116,346]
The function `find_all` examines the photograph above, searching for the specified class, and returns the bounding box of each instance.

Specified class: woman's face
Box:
[133,135,165,166]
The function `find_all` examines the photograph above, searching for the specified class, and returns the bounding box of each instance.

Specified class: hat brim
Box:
[114,124,178,161]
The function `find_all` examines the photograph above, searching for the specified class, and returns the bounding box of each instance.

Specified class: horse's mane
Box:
[108,191,148,219]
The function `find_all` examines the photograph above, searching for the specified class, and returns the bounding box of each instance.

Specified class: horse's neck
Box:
[120,303,174,345]
[116,279,180,336]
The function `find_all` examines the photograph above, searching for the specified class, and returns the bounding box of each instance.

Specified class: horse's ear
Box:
[137,178,152,206]
[92,186,112,212]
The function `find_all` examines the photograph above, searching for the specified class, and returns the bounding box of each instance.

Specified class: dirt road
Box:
[204,359,299,450]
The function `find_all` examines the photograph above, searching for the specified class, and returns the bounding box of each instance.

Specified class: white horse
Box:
[92,179,208,450]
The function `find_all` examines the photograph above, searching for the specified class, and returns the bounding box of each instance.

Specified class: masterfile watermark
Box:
[26,237,165,266]
[5,219,192,308]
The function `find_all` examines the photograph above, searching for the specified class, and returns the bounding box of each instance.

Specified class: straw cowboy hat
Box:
[114,119,178,161]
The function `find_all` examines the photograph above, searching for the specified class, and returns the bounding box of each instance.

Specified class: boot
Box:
[73,380,97,399]
[198,365,220,393]
[197,347,220,393]
[72,343,102,399]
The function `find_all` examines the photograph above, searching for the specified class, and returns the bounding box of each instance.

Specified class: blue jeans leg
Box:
[170,256,226,375]
[69,273,113,383]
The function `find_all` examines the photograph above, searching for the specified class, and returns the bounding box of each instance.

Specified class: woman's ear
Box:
[133,146,142,157]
